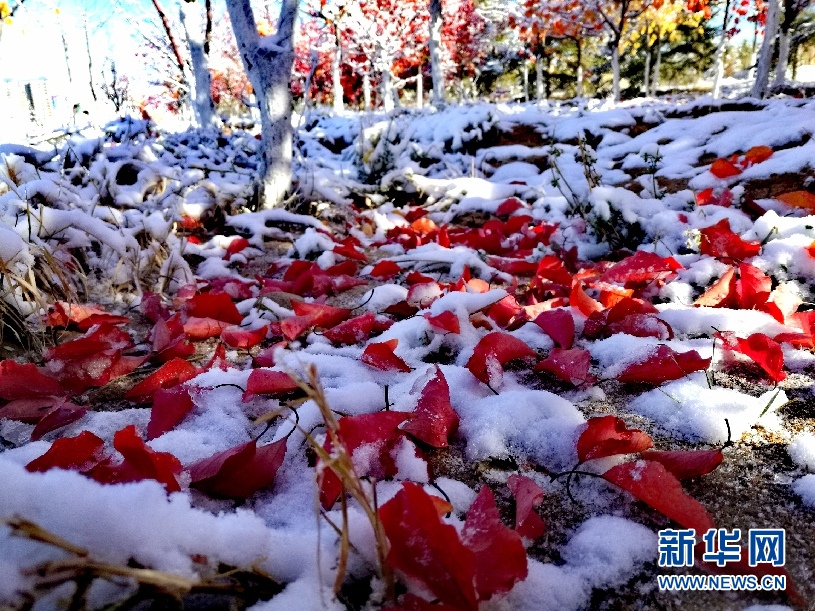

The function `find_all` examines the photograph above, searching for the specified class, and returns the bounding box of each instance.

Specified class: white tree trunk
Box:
[775,29,790,87]
[575,39,583,98]
[651,39,662,97]
[363,71,372,110]
[752,0,781,98]
[611,44,621,102]
[416,72,423,108]
[710,0,730,99]
[536,54,544,101]
[644,46,651,96]
[332,29,344,112]
[180,0,216,128]
[227,0,299,208]
[429,0,445,105]
[381,69,394,111]
[522,62,529,102]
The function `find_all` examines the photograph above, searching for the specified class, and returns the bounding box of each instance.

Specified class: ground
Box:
[1,98,815,610]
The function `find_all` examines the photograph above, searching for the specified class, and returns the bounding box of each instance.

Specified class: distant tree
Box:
[0,0,27,43]
[227,0,300,208]
[752,0,780,96]
[775,0,811,85]
[100,60,130,114]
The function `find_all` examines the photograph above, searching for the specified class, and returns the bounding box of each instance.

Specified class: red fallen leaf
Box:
[466,332,537,386]
[411,217,438,234]
[323,313,377,344]
[209,276,256,299]
[147,385,195,440]
[253,342,287,367]
[320,411,412,509]
[223,237,250,260]
[616,345,711,385]
[362,339,411,372]
[221,324,269,349]
[699,219,761,260]
[737,263,771,310]
[533,309,574,349]
[535,348,595,386]
[424,310,461,334]
[710,158,742,179]
[0,360,64,400]
[151,317,195,361]
[242,370,299,402]
[189,437,287,499]
[487,295,522,327]
[26,431,105,473]
[507,474,546,540]
[183,317,230,340]
[201,343,229,373]
[742,145,773,166]
[641,449,723,480]
[406,282,444,309]
[89,425,182,493]
[696,188,733,207]
[402,366,459,448]
[577,415,653,462]
[406,270,437,285]
[599,251,682,285]
[695,267,737,307]
[603,460,715,535]
[46,324,132,362]
[46,302,130,331]
[384,300,419,319]
[30,403,87,441]
[292,301,353,327]
[140,292,169,323]
[607,313,674,341]
[0,397,67,423]
[333,242,368,262]
[461,486,528,601]
[715,331,786,383]
[496,197,526,216]
[124,358,197,403]
[776,190,815,211]
[487,256,538,275]
[379,482,478,610]
[570,282,604,317]
[370,260,401,279]
[184,292,243,325]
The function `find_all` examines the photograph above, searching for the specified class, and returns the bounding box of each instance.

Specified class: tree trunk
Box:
[575,38,583,98]
[62,32,73,85]
[711,0,730,98]
[332,26,344,112]
[611,43,621,102]
[226,0,299,208]
[363,71,372,110]
[180,0,216,128]
[381,68,394,111]
[644,44,651,96]
[429,0,445,105]
[522,62,529,102]
[775,29,790,87]
[416,71,423,108]
[751,0,781,98]
[651,38,662,97]
[535,53,544,101]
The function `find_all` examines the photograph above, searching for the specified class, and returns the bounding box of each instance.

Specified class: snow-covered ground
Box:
[2,97,815,609]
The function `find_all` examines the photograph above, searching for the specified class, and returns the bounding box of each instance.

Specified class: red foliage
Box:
[147,386,195,440]
[616,345,711,385]
[715,331,786,382]
[533,309,574,349]
[361,339,412,372]
[577,415,654,462]
[402,366,459,448]
[603,460,715,534]
[507,474,546,540]
[699,219,761,260]
[189,438,287,499]
[535,348,596,386]
[466,332,537,386]
[26,431,105,473]
[242,370,299,402]
[124,358,197,403]
[641,449,723,480]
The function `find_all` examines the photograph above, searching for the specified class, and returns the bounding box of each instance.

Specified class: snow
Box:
[4,94,815,608]
[788,433,815,471]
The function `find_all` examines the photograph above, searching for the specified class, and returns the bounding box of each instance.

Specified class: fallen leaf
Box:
[507,474,546,540]
[189,438,287,499]
[577,415,653,462]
